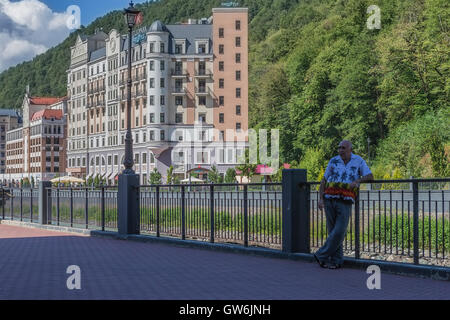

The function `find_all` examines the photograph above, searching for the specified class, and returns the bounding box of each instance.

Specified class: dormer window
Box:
[196,40,209,54]
[174,39,186,54]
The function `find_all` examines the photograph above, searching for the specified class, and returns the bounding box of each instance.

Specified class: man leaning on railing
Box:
[314,140,374,269]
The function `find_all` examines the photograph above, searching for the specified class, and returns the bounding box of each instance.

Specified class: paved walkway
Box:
[0,224,448,300]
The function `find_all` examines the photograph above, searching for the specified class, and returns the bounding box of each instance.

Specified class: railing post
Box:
[156,186,160,237]
[282,169,310,253]
[30,189,33,222]
[181,185,186,240]
[56,189,60,226]
[354,191,360,260]
[10,188,13,220]
[244,184,248,247]
[2,188,4,220]
[20,187,23,221]
[101,186,105,231]
[85,188,88,229]
[413,180,419,265]
[70,188,73,228]
[117,173,140,235]
[210,185,215,243]
[38,181,52,225]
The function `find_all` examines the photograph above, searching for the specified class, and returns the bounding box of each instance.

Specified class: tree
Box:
[208,166,221,184]
[224,168,237,184]
[166,166,174,184]
[236,149,257,181]
[149,168,162,185]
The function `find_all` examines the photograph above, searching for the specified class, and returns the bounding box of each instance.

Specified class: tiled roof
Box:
[29,97,65,106]
[31,109,63,122]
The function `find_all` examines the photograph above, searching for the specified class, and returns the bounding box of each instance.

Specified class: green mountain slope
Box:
[0,0,448,178]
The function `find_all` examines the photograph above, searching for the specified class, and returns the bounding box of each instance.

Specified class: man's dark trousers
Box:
[315,198,352,266]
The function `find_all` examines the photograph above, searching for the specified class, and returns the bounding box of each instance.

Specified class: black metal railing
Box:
[138,183,283,249]
[309,178,450,266]
[45,186,118,231]
[0,188,39,223]
[1,178,448,267]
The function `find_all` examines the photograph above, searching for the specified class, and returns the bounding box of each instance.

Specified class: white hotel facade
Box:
[66,8,249,184]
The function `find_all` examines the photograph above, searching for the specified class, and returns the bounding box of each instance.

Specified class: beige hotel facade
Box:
[66,7,249,183]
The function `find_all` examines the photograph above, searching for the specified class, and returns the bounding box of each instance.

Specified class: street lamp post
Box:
[118,1,141,236]
[122,1,140,175]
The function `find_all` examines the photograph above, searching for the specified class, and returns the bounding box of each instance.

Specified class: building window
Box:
[198,44,206,54]
[235,37,241,47]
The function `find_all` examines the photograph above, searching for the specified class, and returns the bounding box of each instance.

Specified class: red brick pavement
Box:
[0,224,448,300]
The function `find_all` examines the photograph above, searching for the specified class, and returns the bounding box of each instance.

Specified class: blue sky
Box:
[0,0,149,72]
[39,0,148,26]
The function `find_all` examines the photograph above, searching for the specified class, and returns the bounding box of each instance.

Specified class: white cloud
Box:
[0,0,72,72]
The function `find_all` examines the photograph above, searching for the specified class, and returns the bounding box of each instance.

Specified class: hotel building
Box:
[4,89,68,185]
[66,7,249,183]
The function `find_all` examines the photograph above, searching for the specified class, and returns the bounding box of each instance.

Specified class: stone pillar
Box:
[38,181,52,225]
[282,169,310,254]
[118,173,140,235]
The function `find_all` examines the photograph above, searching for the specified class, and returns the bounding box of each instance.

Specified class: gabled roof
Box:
[31,109,63,122]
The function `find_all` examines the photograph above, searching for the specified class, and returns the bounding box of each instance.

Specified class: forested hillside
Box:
[0,0,448,178]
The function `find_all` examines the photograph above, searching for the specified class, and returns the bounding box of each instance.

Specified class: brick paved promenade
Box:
[0,224,448,300]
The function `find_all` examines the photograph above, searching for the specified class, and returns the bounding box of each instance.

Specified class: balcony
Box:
[195,69,212,78]
[172,87,186,95]
[171,69,188,78]
[195,86,210,96]
[132,90,147,98]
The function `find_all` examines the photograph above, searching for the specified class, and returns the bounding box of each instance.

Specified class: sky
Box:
[0,0,149,72]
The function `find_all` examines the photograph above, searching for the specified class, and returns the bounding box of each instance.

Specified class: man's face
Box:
[338,142,352,160]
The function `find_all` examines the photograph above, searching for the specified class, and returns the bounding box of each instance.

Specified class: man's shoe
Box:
[313,253,327,268]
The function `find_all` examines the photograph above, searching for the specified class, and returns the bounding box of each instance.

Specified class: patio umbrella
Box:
[50,176,85,184]
[180,177,204,183]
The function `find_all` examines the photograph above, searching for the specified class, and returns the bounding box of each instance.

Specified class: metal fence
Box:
[44,187,119,231]
[138,183,283,248]
[310,179,450,266]
[1,178,449,267]
[1,188,39,223]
